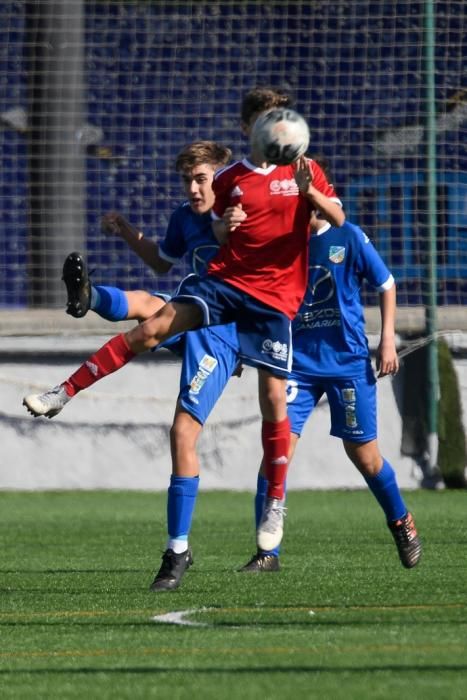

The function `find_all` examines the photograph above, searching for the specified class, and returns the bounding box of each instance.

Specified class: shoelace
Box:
[158,551,177,575]
[261,504,287,533]
[41,386,65,404]
[393,517,416,544]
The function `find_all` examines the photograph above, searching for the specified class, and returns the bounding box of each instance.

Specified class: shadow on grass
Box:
[0,665,467,674]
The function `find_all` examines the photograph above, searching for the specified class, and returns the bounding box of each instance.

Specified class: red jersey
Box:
[209,158,340,319]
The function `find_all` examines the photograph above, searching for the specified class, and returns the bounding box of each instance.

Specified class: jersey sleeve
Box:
[158,207,188,263]
[309,160,342,203]
[355,228,394,290]
[211,170,232,220]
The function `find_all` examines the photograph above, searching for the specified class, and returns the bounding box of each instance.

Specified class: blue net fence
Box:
[0,1,465,309]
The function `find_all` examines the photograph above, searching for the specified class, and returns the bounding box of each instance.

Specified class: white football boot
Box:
[256,497,287,551]
[23,385,71,418]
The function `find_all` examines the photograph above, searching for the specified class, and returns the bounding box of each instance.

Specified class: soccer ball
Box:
[250,108,310,165]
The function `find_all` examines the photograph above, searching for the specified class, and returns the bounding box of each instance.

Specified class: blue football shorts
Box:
[173,274,292,378]
[286,368,378,443]
[178,324,240,425]
[148,290,240,425]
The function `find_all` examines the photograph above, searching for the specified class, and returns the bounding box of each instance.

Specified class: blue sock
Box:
[255,473,281,556]
[255,473,268,526]
[167,475,199,541]
[364,459,407,522]
[90,285,129,321]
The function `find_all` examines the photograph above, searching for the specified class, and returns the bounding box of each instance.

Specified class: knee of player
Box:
[127,320,159,351]
[170,411,202,449]
[344,439,382,476]
[261,385,286,413]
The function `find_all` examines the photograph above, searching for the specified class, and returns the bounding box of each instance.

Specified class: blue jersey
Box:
[159,202,220,276]
[156,201,239,355]
[292,221,394,378]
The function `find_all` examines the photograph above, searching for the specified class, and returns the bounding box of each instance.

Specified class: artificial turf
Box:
[0,489,466,699]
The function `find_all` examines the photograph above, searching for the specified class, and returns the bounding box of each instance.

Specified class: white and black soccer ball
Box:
[250,108,310,165]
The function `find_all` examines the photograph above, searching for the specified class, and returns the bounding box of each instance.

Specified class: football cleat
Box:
[22,385,71,418]
[238,550,280,573]
[388,511,422,568]
[256,497,287,551]
[149,548,193,592]
[62,251,91,318]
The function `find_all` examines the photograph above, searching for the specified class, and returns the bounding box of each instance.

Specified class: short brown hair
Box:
[241,87,294,125]
[175,141,232,173]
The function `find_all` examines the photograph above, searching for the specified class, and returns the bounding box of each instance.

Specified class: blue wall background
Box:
[0,1,465,307]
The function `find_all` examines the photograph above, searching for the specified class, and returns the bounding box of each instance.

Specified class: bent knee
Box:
[344,439,382,476]
[170,413,202,447]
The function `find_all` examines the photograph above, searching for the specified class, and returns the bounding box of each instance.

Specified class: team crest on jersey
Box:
[329,246,346,264]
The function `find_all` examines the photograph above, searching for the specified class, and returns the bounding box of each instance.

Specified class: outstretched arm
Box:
[101,212,173,274]
[294,157,345,227]
[376,283,399,377]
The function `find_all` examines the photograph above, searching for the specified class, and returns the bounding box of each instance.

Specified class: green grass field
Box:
[1,489,466,699]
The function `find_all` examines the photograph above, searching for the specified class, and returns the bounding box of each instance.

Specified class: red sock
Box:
[262,417,290,500]
[63,333,136,397]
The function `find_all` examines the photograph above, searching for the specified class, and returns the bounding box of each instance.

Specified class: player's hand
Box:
[294,156,313,194]
[376,338,399,377]
[101,211,132,237]
[222,204,247,232]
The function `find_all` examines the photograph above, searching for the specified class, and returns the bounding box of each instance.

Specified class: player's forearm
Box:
[102,212,172,274]
[303,186,345,227]
[125,234,172,274]
[379,285,397,341]
[111,220,172,274]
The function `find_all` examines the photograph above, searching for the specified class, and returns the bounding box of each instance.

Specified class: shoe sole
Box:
[238,564,280,573]
[62,252,90,318]
[149,578,184,591]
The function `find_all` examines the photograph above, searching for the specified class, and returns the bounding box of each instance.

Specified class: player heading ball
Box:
[250,107,310,165]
